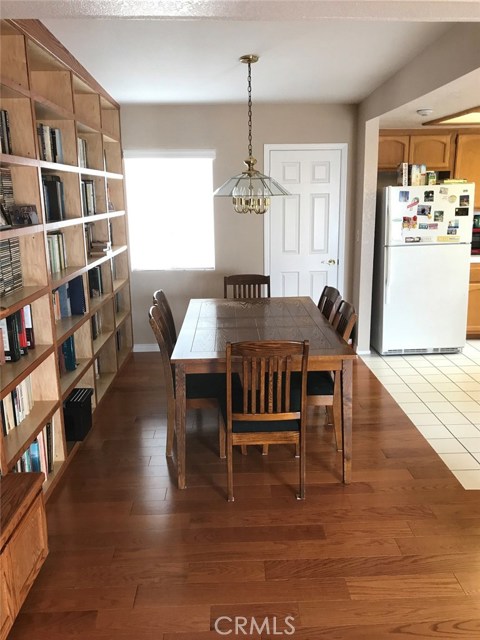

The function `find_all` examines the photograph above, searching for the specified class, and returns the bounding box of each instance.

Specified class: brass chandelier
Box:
[214,54,290,214]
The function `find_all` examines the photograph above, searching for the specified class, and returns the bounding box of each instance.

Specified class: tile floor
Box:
[361,340,480,490]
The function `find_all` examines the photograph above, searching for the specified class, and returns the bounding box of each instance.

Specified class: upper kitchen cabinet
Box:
[454,134,480,209]
[378,131,455,171]
[408,134,454,170]
[378,135,409,170]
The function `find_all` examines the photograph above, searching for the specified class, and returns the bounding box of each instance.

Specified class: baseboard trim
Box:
[134,344,157,352]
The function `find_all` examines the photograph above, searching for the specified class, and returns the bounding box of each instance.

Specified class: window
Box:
[124,151,215,270]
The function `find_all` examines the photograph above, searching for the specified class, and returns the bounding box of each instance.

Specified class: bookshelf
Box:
[0,19,133,500]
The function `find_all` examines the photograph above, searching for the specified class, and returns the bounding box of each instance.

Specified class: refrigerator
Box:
[371,183,475,355]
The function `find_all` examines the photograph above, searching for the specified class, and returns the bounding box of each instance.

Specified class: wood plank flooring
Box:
[8,354,480,639]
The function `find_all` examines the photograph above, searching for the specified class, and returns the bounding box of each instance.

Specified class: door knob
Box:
[321,259,337,265]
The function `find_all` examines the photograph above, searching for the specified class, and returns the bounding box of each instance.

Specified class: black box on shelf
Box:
[63,387,94,441]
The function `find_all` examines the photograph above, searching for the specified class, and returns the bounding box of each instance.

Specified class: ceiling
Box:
[2,1,480,128]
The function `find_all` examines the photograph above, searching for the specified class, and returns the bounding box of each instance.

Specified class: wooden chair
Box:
[153,289,177,344]
[306,300,358,451]
[318,286,342,323]
[224,274,271,299]
[148,304,225,457]
[220,340,309,502]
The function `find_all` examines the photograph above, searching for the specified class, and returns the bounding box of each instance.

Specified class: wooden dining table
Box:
[171,296,357,489]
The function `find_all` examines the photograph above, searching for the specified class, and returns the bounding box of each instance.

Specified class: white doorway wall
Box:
[264,144,347,302]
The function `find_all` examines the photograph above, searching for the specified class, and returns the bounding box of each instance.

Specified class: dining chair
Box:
[153,289,177,344]
[148,304,225,457]
[306,300,358,451]
[224,274,271,299]
[220,339,309,502]
[318,286,342,323]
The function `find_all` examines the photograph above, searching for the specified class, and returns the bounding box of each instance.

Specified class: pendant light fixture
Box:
[214,54,290,214]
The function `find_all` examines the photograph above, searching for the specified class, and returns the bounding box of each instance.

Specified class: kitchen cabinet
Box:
[467,264,480,338]
[378,132,454,171]
[454,134,480,209]
[378,135,409,170]
[0,473,48,640]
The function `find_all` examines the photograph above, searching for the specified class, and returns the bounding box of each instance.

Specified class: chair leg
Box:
[241,445,248,456]
[262,444,269,456]
[295,442,300,458]
[219,416,226,459]
[296,435,305,500]
[166,401,175,457]
[227,435,234,502]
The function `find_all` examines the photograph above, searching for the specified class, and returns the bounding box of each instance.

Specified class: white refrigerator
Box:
[371,183,475,355]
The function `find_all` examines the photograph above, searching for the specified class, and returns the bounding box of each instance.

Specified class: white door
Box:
[264,144,347,301]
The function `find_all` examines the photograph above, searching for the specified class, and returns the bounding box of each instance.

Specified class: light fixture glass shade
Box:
[214,157,290,214]
[214,54,290,214]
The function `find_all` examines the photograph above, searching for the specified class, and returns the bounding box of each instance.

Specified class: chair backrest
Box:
[224,274,271,299]
[332,300,358,344]
[152,289,177,344]
[226,340,309,427]
[148,304,175,396]
[318,286,342,323]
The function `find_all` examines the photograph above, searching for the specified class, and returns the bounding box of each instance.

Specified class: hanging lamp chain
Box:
[247,61,253,159]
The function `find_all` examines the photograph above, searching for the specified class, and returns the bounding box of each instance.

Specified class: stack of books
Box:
[42,174,65,221]
[0,237,23,295]
[37,123,64,163]
[0,109,12,154]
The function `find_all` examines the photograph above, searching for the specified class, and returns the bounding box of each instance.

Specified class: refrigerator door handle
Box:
[384,247,390,305]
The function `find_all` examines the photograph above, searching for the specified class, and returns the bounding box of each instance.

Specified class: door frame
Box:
[263,143,348,297]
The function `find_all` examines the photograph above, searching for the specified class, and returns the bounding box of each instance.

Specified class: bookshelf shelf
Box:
[0,345,53,395]
[3,400,58,468]
[0,15,132,527]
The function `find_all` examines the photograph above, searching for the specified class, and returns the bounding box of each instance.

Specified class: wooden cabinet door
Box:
[467,264,480,337]
[8,493,48,614]
[408,134,454,170]
[0,551,15,640]
[454,134,480,209]
[378,136,409,170]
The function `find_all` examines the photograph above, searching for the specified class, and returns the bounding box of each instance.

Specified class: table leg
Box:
[175,364,187,489]
[341,359,353,484]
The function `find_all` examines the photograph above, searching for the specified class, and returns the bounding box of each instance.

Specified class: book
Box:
[5,313,21,362]
[68,276,86,315]
[62,335,77,371]
[29,439,41,472]
[42,175,65,221]
[23,304,35,348]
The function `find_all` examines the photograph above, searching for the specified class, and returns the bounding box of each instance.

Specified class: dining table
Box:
[171,296,357,489]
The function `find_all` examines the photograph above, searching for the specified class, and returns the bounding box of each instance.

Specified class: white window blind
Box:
[124,152,215,270]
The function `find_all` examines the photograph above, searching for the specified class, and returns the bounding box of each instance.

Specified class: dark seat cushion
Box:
[292,371,334,396]
[186,373,227,399]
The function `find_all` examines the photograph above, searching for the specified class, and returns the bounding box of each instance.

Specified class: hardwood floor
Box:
[8,354,480,639]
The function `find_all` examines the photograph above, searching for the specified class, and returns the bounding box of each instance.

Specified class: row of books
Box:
[77,137,88,168]
[81,178,96,215]
[91,311,103,340]
[52,275,86,321]
[37,123,64,163]
[0,305,34,363]
[47,230,67,274]
[88,265,104,298]
[1,374,34,434]
[0,109,12,155]
[12,423,54,476]
[42,174,66,222]
[58,335,77,373]
[0,237,22,295]
[85,223,111,257]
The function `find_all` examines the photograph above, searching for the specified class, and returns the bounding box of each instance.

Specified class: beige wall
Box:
[354,22,480,353]
[120,103,357,346]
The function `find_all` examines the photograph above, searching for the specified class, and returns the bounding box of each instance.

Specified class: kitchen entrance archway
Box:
[264,144,347,301]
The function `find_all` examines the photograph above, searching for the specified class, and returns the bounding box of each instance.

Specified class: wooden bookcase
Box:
[0,19,133,497]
